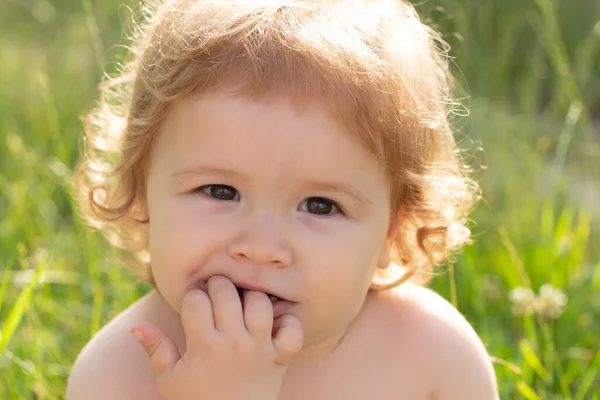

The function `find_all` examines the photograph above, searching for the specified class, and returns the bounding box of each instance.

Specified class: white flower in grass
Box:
[535,284,567,320]
[508,286,537,316]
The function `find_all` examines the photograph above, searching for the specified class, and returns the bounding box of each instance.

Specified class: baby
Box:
[67,0,499,399]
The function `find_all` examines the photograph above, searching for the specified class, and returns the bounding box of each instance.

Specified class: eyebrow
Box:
[303,180,371,205]
[171,166,244,182]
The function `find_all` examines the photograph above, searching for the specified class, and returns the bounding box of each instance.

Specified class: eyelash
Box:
[195,184,344,216]
[198,184,239,201]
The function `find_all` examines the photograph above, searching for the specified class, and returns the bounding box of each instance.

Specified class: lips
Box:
[232,281,291,303]
[191,278,296,318]
[233,284,297,319]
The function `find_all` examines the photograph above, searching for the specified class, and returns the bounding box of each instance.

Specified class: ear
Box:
[376,211,402,270]
[135,187,150,233]
[139,202,150,233]
[139,213,150,233]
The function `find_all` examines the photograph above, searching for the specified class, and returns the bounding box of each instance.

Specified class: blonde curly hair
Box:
[75,0,478,288]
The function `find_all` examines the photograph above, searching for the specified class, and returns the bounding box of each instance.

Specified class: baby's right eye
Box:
[198,184,240,201]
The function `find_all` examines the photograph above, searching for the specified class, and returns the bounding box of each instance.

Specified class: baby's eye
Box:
[299,197,341,216]
[199,184,239,201]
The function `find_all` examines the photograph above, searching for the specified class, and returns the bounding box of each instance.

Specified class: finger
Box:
[131,322,180,378]
[271,314,303,365]
[207,275,245,334]
[180,288,216,350]
[243,290,273,339]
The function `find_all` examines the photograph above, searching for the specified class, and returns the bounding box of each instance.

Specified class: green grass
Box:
[1,0,599,398]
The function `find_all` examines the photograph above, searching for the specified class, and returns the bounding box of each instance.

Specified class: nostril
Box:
[233,252,250,261]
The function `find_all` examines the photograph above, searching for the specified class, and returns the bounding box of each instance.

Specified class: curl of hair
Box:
[75,0,479,287]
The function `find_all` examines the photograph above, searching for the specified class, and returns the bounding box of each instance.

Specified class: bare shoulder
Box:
[66,290,175,400]
[366,283,499,400]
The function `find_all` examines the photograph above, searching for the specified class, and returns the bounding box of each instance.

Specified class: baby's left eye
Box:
[299,197,341,216]
[198,184,240,201]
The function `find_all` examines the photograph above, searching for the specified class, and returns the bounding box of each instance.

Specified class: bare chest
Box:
[278,376,428,400]
[276,347,430,400]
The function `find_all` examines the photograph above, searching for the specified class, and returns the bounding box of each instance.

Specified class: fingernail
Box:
[131,328,143,342]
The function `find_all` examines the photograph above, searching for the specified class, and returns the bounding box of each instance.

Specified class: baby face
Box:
[145,91,394,348]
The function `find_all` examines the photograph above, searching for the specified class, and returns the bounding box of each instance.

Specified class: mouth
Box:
[231,283,297,319]
[233,284,286,303]
[190,278,296,318]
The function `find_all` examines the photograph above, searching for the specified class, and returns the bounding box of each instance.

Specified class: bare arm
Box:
[66,336,165,400]
[374,283,499,400]
[432,324,499,400]
[423,292,499,400]
[66,312,164,400]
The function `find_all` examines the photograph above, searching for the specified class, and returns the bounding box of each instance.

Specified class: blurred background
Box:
[0,0,599,398]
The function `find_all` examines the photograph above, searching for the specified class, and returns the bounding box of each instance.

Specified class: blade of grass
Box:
[574,349,600,400]
[0,257,14,311]
[0,250,48,353]
[540,322,555,391]
[563,209,591,286]
[540,200,554,247]
[593,260,600,290]
[499,226,531,288]
[554,101,583,171]
[516,380,543,400]
[81,0,105,72]
[520,339,551,384]
[448,263,457,308]
[2,349,62,398]
[534,0,589,125]
[34,64,60,141]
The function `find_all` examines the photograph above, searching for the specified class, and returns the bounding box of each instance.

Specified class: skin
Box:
[66,91,499,399]
[145,91,395,355]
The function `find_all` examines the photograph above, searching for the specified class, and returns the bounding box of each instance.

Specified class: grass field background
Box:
[1,0,599,398]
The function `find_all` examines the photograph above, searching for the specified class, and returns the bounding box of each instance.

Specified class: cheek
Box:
[300,221,385,288]
[150,194,226,237]
[148,200,226,267]
[148,203,230,310]
[299,232,378,333]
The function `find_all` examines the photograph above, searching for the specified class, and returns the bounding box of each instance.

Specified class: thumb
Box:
[131,322,181,378]
[272,314,304,365]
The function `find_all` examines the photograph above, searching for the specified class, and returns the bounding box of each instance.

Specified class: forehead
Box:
[160,90,372,157]
[151,91,389,192]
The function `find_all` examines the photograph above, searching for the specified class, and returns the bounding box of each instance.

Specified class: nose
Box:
[227,215,292,267]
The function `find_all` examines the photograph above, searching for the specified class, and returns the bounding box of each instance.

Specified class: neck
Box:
[287,329,348,368]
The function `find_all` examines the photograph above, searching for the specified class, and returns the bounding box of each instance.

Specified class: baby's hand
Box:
[131,276,304,400]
